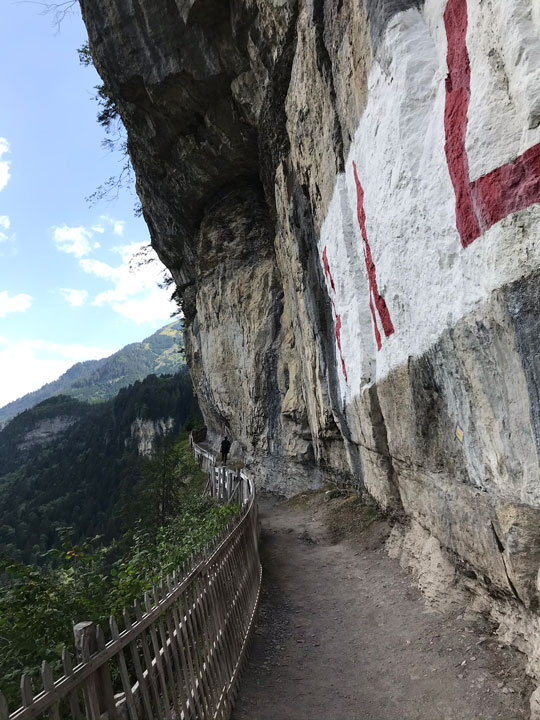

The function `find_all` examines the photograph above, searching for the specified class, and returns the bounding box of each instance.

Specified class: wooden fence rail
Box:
[1,434,261,720]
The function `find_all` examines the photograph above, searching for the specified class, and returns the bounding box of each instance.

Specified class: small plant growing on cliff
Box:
[76,42,139,208]
[78,43,119,130]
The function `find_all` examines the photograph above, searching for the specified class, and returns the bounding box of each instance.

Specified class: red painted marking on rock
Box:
[332,300,348,382]
[443,0,480,246]
[444,0,540,247]
[321,245,348,380]
[352,161,394,351]
[472,143,540,229]
[322,246,336,292]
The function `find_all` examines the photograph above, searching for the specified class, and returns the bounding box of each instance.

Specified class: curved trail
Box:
[231,494,530,720]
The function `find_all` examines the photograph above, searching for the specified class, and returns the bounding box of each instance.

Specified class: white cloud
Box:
[60,288,89,307]
[0,215,10,243]
[98,215,126,237]
[0,138,11,192]
[81,241,176,325]
[0,290,32,317]
[53,225,94,257]
[113,221,125,236]
[108,288,175,324]
[53,218,124,258]
[80,257,117,280]
[0,338,116,407]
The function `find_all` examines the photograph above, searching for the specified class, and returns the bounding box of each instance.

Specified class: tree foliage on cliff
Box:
[0,369,200,565]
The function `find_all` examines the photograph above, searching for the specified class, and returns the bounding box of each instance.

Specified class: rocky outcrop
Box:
[17,416,77,451]
[80,0,540,684]
[129,417,174,456]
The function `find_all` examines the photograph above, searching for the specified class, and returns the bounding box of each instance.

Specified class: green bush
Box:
[0,435,238,710]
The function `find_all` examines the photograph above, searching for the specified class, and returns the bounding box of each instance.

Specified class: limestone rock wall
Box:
[17,416,77,451]
[129,416,175,456]
[80,0,540,672]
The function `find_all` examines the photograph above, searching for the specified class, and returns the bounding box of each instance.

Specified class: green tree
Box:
[133,433,206,527]
[0,468,238,709]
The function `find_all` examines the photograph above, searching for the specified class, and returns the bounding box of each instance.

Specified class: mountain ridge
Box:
[0,320,184,426]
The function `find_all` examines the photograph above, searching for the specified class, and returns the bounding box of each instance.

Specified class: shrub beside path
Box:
[231,492,532,720]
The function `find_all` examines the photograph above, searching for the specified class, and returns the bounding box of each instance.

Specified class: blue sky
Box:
[0,1,178,407]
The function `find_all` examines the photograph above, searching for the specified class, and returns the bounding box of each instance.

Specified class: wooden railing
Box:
[1,434,261,720]
[191,439,252,507]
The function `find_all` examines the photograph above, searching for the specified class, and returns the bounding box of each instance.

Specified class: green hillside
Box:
[0,369,199,564]
[0,320,184,426]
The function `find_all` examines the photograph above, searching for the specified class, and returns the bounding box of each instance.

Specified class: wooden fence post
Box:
[74,622,118,720]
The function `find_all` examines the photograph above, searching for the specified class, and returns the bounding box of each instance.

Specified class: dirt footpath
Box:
[231,492,532,720]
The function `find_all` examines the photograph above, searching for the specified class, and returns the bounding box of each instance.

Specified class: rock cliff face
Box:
[80,0,540,683]
[17,416,77,451]
[129,416,175,456]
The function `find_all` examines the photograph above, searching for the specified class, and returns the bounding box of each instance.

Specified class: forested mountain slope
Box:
[0,321,184,426]
[0,369,198,564]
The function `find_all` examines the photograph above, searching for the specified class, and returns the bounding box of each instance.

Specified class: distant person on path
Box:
[220,436,231,466]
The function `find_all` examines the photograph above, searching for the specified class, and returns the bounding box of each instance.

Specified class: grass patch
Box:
[326,494,382,543]
[286,487,328,509]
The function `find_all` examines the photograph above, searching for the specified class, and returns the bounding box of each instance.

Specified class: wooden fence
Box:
[1,435,261,720]
[191,441,252,507]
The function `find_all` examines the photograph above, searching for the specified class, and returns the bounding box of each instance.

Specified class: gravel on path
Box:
[231,492,532,720]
